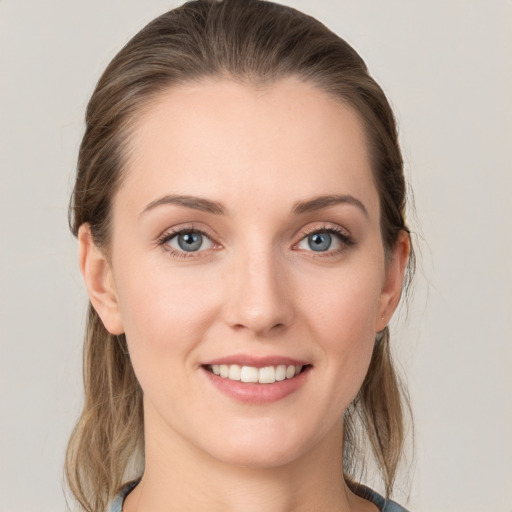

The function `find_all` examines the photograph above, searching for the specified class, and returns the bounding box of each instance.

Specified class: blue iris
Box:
[308,232,332,251]
[177,232,203,251]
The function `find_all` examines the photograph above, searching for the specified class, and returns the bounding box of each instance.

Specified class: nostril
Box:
[229,320,288,336]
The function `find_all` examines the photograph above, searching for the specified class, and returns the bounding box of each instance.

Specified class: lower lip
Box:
[202,366,311,404]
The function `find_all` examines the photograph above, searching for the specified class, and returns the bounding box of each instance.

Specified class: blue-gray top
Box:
[108,480,410,512]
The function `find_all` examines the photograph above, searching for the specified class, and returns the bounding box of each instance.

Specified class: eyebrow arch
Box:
[292,194,368,217]
[140,194,227,217]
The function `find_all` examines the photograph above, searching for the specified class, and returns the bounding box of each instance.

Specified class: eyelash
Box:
[295,225,355,258]
[156,224,354,259]
[156,225,218,259]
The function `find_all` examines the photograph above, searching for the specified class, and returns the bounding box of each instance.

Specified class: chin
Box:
[211,443,304,469]
[198,422,324,470]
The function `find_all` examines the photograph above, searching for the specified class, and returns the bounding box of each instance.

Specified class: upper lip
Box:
[202,354,310,368]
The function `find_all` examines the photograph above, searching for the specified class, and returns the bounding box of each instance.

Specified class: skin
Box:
[79,77,409,512]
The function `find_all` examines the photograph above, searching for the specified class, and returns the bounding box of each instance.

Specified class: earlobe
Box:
[78,224,124,335]
[375,230,410,332]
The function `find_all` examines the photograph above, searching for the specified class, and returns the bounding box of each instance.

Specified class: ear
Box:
[375,230,410,332]
[78,224,124,335]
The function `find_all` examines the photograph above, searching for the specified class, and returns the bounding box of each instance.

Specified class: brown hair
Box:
[66,1,414,510]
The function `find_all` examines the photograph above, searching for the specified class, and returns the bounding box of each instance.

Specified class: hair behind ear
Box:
[65,305,144,512]
[344,327,410,497]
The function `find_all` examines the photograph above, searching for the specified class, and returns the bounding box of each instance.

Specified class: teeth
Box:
[210,364,304,384]
[240,366,258,382]
[275,365,286,381]
[285,365,296,379]
[258,366,276,384]
[228,364,241,381]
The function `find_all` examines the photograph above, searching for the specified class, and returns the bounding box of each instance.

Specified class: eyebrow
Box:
[140,194,227,217]
[140,193,368,218]
[292,194,368,217]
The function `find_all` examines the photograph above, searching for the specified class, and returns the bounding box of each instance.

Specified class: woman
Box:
[66,0,414,511]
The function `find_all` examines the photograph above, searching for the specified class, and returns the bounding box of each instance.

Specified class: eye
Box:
[295,227,353,254]
[159,229,215,254]
[305,232,334,252]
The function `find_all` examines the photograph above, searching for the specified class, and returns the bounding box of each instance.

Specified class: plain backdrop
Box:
[0,1,511,511]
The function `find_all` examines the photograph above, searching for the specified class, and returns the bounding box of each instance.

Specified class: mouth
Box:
[201,355,312,403]
[203,363,311,384]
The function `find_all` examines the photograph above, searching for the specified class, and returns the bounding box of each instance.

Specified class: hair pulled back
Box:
[66,1,413,510]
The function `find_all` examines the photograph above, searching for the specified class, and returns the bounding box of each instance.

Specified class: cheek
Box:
[300,262,382,396]
[113,256,223,372]
[113,264,227,421]
[303,261,382,340]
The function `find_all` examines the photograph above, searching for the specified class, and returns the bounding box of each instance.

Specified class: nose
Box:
[222,246,294,337]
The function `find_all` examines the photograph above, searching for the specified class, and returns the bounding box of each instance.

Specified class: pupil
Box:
[308,232,331,252]
[178,232,202,251]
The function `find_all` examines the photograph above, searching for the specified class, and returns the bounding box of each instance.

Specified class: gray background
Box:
[1,1,511,510]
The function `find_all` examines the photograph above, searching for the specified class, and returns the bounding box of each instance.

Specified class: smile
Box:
[201,356,312,404]
[208,364,304,384]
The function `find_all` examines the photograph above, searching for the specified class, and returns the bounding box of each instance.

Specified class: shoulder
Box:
[107,480,139,512]
[353,484,411,512]
[382,499,410,512]
[108,480,410,512]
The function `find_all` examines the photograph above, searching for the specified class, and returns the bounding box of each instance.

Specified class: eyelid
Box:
[294,222,352,241]
[298,222,350,237]
[292,223,354,255]
[155,221,354,259]
[156,223,222,257]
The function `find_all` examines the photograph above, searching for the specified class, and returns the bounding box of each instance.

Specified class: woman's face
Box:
[83,77,406,468]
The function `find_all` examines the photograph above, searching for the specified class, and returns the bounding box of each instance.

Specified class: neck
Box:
[123,404,374,512]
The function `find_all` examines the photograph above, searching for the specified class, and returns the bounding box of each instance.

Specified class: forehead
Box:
[118,77,379,219]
